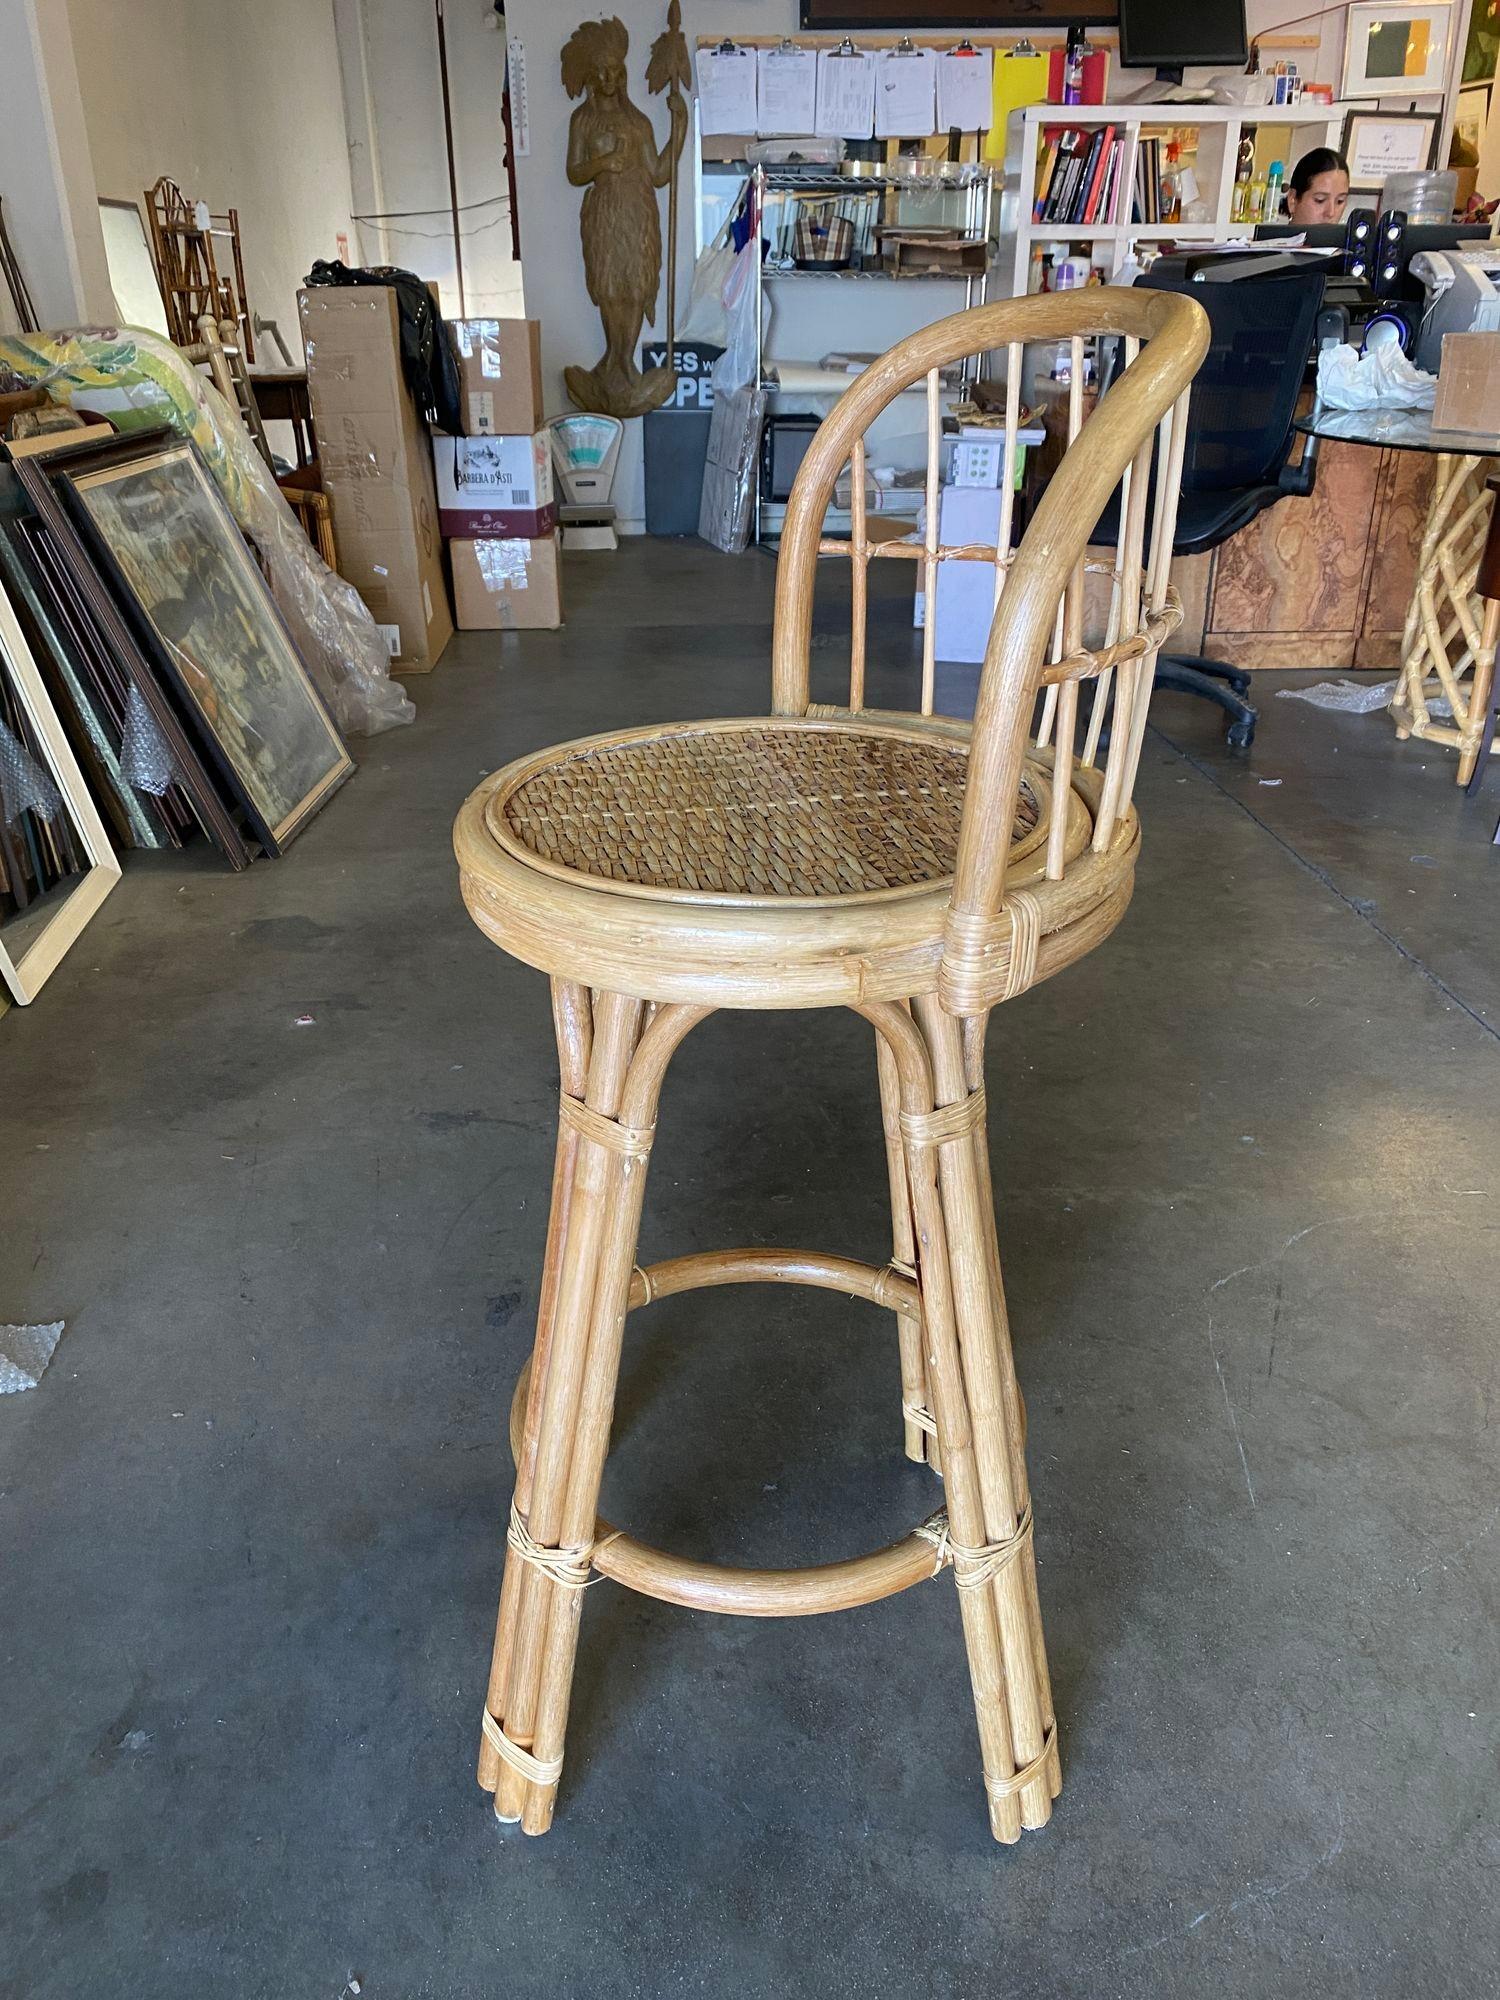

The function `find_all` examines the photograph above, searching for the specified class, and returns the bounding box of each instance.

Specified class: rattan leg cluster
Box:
[475,978,1061,1841]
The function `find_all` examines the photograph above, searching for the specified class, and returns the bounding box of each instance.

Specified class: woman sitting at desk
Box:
[1284,147,1351,226]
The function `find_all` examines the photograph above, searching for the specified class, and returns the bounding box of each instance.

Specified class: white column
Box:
[0,0,114,329]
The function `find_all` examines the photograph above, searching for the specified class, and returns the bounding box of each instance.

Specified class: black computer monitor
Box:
[1118,0,1248,78]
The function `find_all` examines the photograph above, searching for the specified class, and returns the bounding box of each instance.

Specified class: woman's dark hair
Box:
[1290,147,1350,196]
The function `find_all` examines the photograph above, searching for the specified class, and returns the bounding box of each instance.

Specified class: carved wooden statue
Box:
[561,14,689,419]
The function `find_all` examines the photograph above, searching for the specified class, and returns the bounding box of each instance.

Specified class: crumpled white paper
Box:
[0,1321,65,1393]
[1316,342,1436,412]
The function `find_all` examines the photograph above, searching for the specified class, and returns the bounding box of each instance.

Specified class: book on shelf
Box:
[1033,124,1124,228]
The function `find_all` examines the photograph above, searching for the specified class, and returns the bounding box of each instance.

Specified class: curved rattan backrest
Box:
[770,288,1209,1012]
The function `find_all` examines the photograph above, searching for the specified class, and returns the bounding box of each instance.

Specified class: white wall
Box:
[334,0,522,320]
[0,0,115,331]
[66,0,357,345]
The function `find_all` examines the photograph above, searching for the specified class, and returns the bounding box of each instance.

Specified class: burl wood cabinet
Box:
[1173,436,1432,671]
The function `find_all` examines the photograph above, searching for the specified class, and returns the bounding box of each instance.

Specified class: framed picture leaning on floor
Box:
[54,436,353,855]
[0,567,119,1005]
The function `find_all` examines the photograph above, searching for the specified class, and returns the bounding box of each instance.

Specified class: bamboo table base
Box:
[1389,451,1499,786]
[476,980,1063,1843]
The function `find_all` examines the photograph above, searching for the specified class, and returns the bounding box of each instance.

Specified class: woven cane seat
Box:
[487,718,1041,903]
[456,714,1121,1009]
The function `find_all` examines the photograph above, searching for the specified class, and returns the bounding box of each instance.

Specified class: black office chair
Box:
[1102,266,1327,747]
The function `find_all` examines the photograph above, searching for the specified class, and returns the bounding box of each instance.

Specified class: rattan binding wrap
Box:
[500,723,1039,900]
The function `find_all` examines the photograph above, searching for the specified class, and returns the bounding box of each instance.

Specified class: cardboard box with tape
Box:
[433,433,557,538]
[448,318,544,437]
[450,533,563,631]
[299,285,453,672]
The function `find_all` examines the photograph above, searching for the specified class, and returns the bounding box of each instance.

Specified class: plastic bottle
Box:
[1160,141,1183,224]
[1231,135,1255,224]
[1262,159,1284,222]
[1062,25,1085,104]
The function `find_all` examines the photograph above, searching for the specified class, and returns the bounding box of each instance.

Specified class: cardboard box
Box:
[1432,332,1500,436]
[448,318,545,436]
[299,285,453,672]
[450,534,563,631]
[433,433,557,538]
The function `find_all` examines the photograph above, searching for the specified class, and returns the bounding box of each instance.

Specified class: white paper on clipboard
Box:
[815,47,875,139]
[936,48,993,133]
[695,44,757,136]
[874,47,936,138]
[757,44,818,135]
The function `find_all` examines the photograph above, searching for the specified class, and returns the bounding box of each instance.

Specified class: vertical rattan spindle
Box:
[921,367,941,716]
[1117,391,1189,809]
[1082,333,1142,772]
[1091,426,1153,851]
[849,440,869,712]
[991,340,1024,621]
[876,1019,931,1467]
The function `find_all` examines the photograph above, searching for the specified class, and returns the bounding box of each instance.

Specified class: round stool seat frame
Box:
[454,289,1208,1844]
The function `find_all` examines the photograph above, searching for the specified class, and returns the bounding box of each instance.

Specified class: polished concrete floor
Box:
[2,542,1497,1999]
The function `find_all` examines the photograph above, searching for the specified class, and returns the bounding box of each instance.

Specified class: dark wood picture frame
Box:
[49,431,353,856]
[8,434,255,869]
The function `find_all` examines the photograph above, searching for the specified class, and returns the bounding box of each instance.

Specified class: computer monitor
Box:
[1118,0,1248,79]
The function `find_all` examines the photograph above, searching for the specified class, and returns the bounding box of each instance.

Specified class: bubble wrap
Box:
[0,717,62,825]
[0,327,415,736]
[119,682,178,796]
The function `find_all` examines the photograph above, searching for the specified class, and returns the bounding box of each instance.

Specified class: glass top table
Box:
[1293,405,1500,456]
[1292,405,1500,784]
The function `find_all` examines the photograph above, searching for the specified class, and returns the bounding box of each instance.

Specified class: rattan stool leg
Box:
[863,998,1060,1843]
[519,999,709,1834]
[961,1011,1054,1761]
[481,988,645,1823]
[478,982,593,1800]
[876,1021,939,1472]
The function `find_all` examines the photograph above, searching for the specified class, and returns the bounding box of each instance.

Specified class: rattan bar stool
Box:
[454,290,1208,1842]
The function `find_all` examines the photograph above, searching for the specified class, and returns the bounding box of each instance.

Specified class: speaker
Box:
[1374,209,1408,298]
[1361,303,1418,355]
[1343,206,1377,283]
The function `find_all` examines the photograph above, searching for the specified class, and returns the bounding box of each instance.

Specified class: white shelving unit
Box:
[999,101,1360,294]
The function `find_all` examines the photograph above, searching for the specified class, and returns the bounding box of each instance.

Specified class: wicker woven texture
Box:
[501,724,1038,898]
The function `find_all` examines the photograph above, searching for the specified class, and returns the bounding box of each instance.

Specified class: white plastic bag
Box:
[678,216,738,348]
[1316,341,1437,412]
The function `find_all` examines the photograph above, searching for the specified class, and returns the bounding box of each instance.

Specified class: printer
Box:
[1411,246,1500,373]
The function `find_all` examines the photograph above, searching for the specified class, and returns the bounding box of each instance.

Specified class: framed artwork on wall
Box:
[1340,106,1441,185]
[1462,0,1499,82]
[1341,2,1453,97]
[1452,81,1492,158]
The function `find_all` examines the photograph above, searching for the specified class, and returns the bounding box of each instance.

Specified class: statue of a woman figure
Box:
[561,17,688,419]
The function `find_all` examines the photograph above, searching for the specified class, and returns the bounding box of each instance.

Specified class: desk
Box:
[249,368,314,473]
[1296,408,1499,785]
